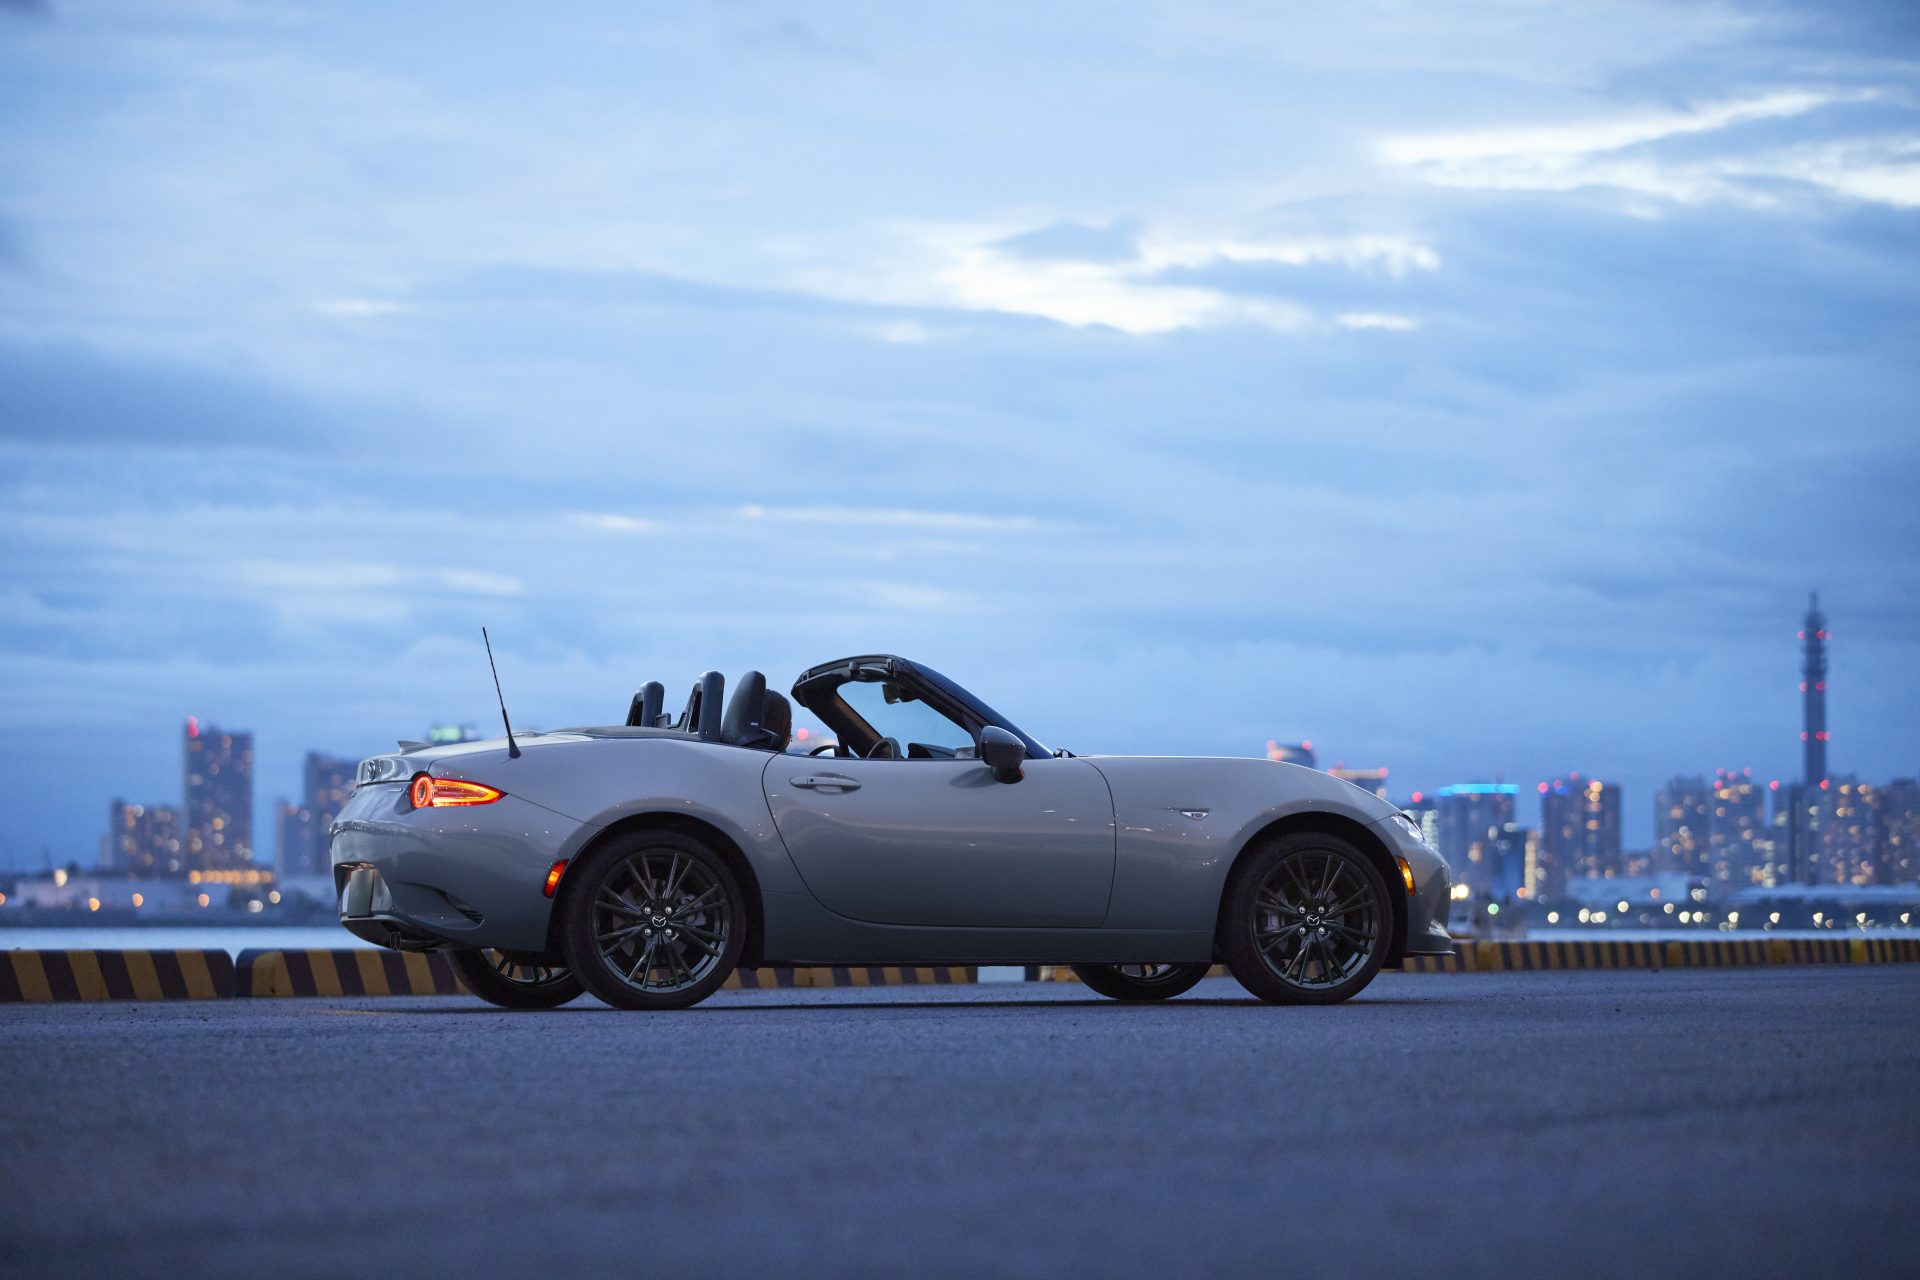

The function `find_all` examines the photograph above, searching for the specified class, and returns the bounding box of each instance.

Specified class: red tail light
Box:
[410,774,505,808]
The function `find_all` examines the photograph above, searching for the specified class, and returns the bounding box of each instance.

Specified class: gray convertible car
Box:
[331,655,1453,1010]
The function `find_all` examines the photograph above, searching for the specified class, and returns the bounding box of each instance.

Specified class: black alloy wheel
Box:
[448,948,584,1010]
[1221,833,1391,1005]
[1069,963,1212,1001]
[558,830,745,1011]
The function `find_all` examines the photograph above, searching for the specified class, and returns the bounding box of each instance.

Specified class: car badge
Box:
[1173,808,1210,821]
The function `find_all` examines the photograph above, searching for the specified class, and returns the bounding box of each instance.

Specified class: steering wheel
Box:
[807,742,841,758]
[867,736,903,760]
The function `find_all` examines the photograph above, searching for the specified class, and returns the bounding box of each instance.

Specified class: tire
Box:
[1070,963,1211,1001]
[557,829,746,1011]
[1221,833,1391,1005]
[448,948,584,1010]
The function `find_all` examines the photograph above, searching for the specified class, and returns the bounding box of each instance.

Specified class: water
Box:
[0,925,374,955]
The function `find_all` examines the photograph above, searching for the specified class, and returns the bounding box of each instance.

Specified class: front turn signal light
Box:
[544,860,567,897]
[1396,855,1416,895]
[410,774,505,809]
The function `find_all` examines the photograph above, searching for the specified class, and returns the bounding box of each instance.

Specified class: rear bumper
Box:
[329,783,584,953]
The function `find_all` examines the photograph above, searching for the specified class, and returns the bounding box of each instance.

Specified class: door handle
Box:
[790,774,860,792]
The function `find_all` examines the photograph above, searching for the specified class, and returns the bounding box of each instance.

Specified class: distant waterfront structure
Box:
[1434,783,1517,896]
[1540,775,1623,886]
[428,724,483,745]
[1266,740,1316,769]
[275,752,358,879]
[105,800,182,876]
[182,717,254,874]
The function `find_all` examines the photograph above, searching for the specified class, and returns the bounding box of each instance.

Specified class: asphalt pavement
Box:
[4,968,1916,1278]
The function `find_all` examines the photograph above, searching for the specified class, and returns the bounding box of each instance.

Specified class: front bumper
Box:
[329,782,584,954]
[1371,815,1454,956]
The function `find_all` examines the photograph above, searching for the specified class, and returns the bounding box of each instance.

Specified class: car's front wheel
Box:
[1221,833,1391,1005]
[557,830,745,1010]
[1069,963,1211,1001]
[448,948,584,1010]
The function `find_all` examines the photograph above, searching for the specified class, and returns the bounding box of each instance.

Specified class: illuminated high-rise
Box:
[1435,783,1516,896]
[183,717,254,874]
[1655,777,1709,878]
[106,800,182,876]
[276,752,358,878]
[1540,775,1623,885]
[1707,769,1767,886]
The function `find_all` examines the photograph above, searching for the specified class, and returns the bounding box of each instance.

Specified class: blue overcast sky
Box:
[2,0,1917,866]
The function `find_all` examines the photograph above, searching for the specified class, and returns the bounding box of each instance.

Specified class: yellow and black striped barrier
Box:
[727,965,975,989]
[4,940,1916,1002]
[0,949,233,1002]
[236,948,460,998]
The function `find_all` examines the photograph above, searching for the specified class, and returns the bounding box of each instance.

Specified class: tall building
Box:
[1434,783,1517,896]
[1655,776,1710,878]
[105,801,182,876]
[276,752,358,879]
[1708,769,1768,886]
[1881,779,1919,885]
[1540,775,1623,886]
[1488,823,1530,899]
[1801,593,1829,787]
[182,717,254,874]
[1787,594,1832,884]
[1811,775,1882,886]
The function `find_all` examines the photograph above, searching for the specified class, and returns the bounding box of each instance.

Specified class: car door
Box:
[762,755,1116,928]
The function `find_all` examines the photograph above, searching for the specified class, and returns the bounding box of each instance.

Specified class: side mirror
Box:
[977,725,1025,783]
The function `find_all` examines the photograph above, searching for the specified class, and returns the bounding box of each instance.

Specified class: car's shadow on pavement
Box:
[371,994,1441,1014]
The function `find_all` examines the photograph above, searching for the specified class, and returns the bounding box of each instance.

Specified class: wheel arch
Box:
[544,811,766,967]
[1215,811,1408,965]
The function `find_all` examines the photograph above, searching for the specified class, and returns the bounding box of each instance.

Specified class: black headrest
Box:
[721,671,787,750]
[761,691,792,752]
[626,681,665,727]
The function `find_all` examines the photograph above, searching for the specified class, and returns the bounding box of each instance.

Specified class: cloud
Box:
[1379,89,1920,208]
[860,222,1438,335]
[1335,312,1419,331]
[737,504,1045,533]
[312,297,411,319]
[568,512,657,534]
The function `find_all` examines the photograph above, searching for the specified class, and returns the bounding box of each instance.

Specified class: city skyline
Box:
[12,594,1910,891]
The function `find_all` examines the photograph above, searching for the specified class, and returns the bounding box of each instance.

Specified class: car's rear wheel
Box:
[448,948,584,1010]
[1069,963,1211,1001]
[1221,833,1390,1005]
[558,830,745,1010]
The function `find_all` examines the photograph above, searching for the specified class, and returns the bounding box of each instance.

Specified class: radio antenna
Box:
[481,626,521,758]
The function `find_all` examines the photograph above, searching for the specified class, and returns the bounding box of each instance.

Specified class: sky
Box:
[1,0,1917,868]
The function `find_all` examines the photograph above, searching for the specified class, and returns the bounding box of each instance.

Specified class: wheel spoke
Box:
[627,937,657,985]
[1326,886,1372,916]
[671,884,723,918]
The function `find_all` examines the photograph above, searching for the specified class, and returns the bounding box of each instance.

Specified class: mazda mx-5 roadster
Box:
[331,654,1453,1010]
